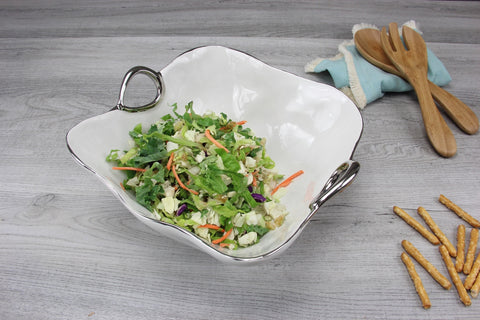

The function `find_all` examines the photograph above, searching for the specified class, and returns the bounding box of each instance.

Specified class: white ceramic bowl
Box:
[67,46,363,264]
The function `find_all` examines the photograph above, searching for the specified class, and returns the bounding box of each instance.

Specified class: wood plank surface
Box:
[1,1,479,319]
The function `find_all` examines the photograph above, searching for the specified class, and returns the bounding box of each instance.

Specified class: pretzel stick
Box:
[439,245,471,306]
[401,252,431,309]
[439,194,480,228]
[464,252,480,290]
[471,273,480,298]
[393,206,439,245]
[417,207,456,257]
[455,225,466,273]
[401,240,451,289]
[464,228,479,274]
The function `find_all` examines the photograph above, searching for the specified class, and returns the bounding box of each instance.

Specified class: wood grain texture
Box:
[380,23,457,157]
[1,1,480,319]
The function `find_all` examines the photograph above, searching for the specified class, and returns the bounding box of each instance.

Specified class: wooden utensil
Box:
[354,28,478,135]
[380,23,457,157]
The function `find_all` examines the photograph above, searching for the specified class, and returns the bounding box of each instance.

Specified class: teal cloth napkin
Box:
[305,21,452,109]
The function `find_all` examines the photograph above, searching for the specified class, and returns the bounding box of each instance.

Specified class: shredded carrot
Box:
[205,129,229,153]
[198,224,224,231]
[212,228,233,244]
[252,171,258,187]
[112,166,146,172]
[271,170,304,195]
[166,152,175,171]
[219,243,231,248]
[245,172,258,187]
[236,120,247,126]
[171,165,199,195]
[120,182,126,191]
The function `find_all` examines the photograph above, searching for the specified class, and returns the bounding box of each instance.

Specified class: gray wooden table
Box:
[1,1,479,319]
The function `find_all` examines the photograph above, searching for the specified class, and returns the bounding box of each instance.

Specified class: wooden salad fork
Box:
[354,28,478,135]
[380,23,457,158]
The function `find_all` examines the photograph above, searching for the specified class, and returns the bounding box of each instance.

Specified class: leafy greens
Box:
[107,102,290,249]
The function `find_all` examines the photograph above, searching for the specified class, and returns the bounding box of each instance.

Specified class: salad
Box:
[107,102,303,249]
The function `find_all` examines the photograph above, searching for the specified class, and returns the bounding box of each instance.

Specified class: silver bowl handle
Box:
[114,66,165,112]
[309,160,360,212]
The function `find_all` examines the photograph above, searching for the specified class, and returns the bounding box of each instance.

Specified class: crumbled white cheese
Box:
[233,132,244,142]
[166,141,179,152]
[237,161,247,175]
[245,210,258,225]
[245,156,256,168]
[161,196,180,215]
[232,213,245,227]
[256,213,266,228]
[264,201,288,220]
[173,120,184,131]
[126,176,139,187]
[195,152,205,163]
[245,173,253,185]
[184,130,197,142]
[191,211,206,225]
[220,174,232,185]
[272,187,287,201]
[238,232,257,247]
[226,229,235,240]
[189,166,201,175]
[215,155,225,170]
[206,209,220,226]
[195,227,210,240]
[164,185,176,198]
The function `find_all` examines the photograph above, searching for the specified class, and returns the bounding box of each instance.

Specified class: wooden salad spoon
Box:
[354,27,478,135]
[380,23,457,158]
